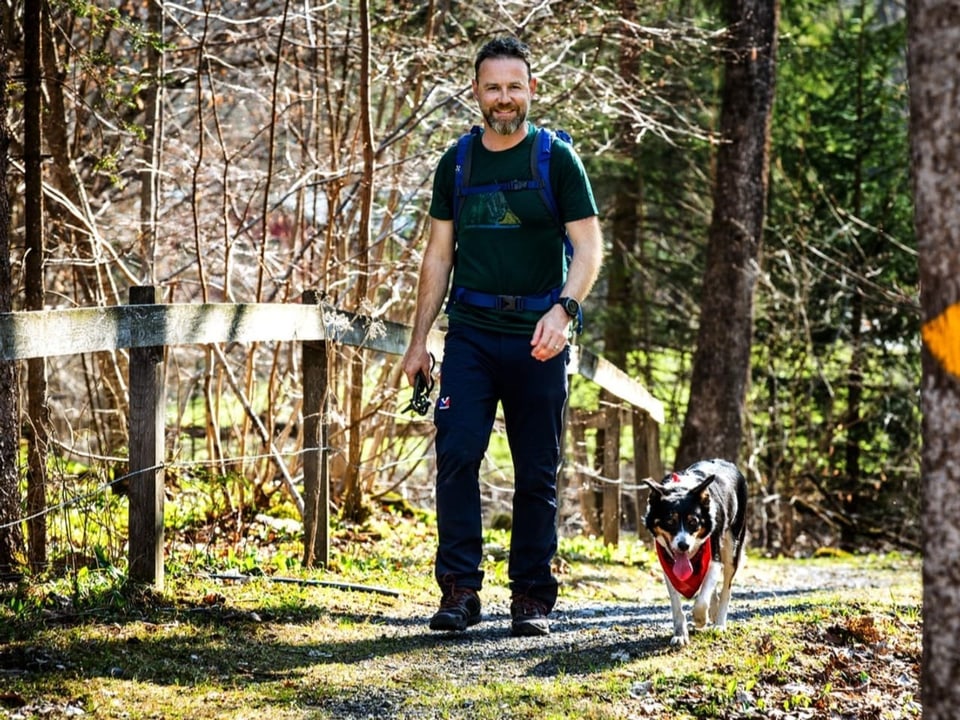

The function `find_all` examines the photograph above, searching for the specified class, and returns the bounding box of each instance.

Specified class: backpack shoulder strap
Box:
[531,127,574,263]
[453,126,483,233]
[532,128,560,223]
[453,125,574,264]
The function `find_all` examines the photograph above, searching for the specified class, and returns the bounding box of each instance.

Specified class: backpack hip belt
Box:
[448,285,561,313]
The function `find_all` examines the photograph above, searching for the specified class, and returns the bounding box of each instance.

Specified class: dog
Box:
[642,459,747,646]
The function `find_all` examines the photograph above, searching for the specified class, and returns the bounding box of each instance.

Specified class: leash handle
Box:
[403,353,436,416]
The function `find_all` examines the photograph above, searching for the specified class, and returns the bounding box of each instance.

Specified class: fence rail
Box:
[0,286,664,587]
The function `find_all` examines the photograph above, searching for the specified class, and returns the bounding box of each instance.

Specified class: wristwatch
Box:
[558,296,580,320]
[557,296,583,334]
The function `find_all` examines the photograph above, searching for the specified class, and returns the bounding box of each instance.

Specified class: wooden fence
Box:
[0,286,664,588]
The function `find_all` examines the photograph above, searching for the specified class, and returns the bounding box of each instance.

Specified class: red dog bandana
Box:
[655,537,712,599]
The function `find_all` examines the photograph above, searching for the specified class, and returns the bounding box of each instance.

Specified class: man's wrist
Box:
[557,296,583,334]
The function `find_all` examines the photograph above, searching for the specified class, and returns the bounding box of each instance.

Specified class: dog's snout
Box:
[677,539,690,553]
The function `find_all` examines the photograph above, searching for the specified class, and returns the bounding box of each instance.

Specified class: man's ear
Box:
[529,76,538,95]
[471,78,480,102]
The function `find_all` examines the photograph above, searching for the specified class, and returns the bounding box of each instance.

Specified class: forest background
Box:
[0,0,917,576]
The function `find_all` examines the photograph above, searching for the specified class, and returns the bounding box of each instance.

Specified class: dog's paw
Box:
[669,633,690,647]
[692,604,708,628]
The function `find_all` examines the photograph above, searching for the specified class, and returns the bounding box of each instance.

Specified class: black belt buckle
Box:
[497,295,521,311]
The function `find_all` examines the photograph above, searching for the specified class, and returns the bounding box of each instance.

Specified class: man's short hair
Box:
[474,36,532,80]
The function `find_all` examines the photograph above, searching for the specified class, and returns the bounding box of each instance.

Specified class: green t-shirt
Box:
[430,123,598,334]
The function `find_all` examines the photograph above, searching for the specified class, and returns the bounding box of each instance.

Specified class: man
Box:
[401,36,603,637]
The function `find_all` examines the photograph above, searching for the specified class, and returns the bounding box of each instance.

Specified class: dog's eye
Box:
[662,514,679,531]
[684,515,701,530]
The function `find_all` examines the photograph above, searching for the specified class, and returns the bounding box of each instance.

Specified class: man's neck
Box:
[480,122,529,152]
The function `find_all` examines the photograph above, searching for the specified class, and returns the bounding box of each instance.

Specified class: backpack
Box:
[452,125,574,265]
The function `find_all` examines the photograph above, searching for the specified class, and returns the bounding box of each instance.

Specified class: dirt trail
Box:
[312,556,922,719]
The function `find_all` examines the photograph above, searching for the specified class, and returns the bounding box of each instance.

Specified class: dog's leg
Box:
[708,583,720,623]
[692,562,722,629]
[713,530,743,630]
[665,575,689,646]
[714,561,736,630]
[708,541,725,623]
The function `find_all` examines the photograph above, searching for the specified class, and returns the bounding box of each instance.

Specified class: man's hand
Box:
[402,344,434,387]
[530,305,570,361]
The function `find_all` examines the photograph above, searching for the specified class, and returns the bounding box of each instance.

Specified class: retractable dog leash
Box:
[403,353,436,416]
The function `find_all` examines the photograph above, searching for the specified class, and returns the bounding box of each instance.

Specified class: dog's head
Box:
[642,470,717,575]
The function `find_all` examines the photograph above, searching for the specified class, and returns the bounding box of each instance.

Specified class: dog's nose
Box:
[677,540,689,552]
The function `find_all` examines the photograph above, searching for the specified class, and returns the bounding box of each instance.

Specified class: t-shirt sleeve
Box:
[429,144,458,221]
[551,139,599,224]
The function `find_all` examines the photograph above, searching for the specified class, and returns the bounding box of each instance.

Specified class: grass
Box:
[0,511,922,719]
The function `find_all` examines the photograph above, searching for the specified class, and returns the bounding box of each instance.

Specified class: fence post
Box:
[127,285,166,588]
[632,408,661,543]
[601,404,621,546]
[301,290,330,568]
[570,411,601,537]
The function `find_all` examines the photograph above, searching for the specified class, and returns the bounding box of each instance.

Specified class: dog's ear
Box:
[642,477,664,496]
[692,473,717,499]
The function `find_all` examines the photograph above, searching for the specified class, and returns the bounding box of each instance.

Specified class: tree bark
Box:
[839,0,869,550]
[342,0,376,522]
[907,1,960,716]
[139,0,164,286]
[24,0,48,572]
[676,0,780,467]
[0,18,25,577]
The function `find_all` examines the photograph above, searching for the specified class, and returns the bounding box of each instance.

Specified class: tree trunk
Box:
[588,0,644,541]
[0,19,25,577]
[342,0,376,522]
[24,0,48,572]
[138,0,164,286]
[675,0,780,467]
[907,1,960,716]
[839,0,869,549]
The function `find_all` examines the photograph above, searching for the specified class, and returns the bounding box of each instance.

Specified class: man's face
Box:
[472,57,537,136]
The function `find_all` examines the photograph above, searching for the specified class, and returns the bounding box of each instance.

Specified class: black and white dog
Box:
[642,459,748,646]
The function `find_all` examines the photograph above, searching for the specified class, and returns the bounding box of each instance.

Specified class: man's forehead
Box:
[476,56,531,82]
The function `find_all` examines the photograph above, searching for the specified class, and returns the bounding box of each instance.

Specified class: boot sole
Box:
[429,613,481,632]
[510,619,550,637]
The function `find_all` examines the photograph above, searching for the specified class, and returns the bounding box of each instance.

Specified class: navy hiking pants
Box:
[432,323,568,611]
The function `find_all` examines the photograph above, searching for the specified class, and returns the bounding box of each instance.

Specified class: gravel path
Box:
[313,557,922,719]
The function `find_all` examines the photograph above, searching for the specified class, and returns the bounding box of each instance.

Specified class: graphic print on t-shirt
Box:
[462,191,521,230]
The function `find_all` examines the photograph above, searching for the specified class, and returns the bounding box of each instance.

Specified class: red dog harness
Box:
[655,537,712,599]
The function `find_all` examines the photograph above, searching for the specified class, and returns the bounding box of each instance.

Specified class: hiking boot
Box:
[429,588,481,632]
[510,595,551,637]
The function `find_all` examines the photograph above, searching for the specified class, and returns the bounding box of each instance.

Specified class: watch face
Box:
[562,298,579,317]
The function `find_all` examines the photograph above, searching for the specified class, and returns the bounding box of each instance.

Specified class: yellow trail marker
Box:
[922,303,960,378]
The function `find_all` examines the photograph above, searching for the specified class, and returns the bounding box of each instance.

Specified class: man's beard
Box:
[484,105,527,135]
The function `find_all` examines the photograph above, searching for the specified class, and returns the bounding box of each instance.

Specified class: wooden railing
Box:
[0,286,664,588]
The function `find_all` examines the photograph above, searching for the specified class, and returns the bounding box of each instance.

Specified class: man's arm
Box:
[560,215,604,303]
[531,214,604,360]
[402,217,455,385]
